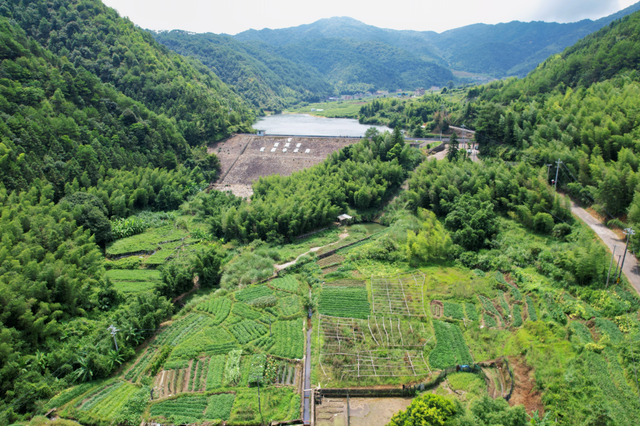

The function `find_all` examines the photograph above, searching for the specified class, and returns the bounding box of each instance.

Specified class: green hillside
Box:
[467,10,640,250]
[0,0,256,145]
[233,6,640,79]
[153,31,334,109]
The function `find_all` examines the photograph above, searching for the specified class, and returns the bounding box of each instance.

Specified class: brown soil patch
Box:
[507,356,544,415]
[430,300,444,318]
[209,134,359,186]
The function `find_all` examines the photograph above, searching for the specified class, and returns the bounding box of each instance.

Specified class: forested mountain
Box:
[231,5,640,79]
[154,25,454,97]
[153,31,333,109]
[464,10,640,252]
[0,0,255,419]
[0,0,255,146]
[430,0,640,77]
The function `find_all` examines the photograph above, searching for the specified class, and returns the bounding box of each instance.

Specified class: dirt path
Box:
[274,231,348,271]
[507,357,544,415]
[571,202,640,295]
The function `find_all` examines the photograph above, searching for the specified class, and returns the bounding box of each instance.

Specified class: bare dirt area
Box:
[507,356,544,415]
[209,134,359,189]
[211,183,254,198]
[315,397,411,426]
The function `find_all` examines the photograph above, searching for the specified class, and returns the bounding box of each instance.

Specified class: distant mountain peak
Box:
[317,16,366,25]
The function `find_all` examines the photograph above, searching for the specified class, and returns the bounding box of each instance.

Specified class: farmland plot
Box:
[371,271,427,317]
[318,286,370,319]
[317,315,432,382]
[428,320,473,369]
[105,269,161,294]
[196,297,232,324]
[269,275,300,293]
[149,394,208,424]
[77,380,140,422]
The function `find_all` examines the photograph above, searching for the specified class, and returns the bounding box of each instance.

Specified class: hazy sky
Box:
[102,0,638,35]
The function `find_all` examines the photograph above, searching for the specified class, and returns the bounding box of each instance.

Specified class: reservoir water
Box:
[254,113,391,137]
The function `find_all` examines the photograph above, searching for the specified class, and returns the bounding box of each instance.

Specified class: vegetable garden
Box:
[370,271,427,317]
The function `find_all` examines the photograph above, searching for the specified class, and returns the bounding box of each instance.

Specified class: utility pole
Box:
[545,164,553,182]
[614,254,622,280]
[108,324,119,352]
[554,159,563,190]
[440,104,445,143]
[617,228,635,283]
[606,245,617,288]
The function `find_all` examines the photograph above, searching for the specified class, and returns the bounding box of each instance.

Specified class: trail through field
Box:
[571,202,640,295]
[274,231,349,271]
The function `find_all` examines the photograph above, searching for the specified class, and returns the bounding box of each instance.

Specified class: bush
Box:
[533,212,554,234]
[552,223,572,240]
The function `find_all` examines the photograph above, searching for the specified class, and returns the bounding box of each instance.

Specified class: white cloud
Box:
[532,0,622,22]
[102,0,636,35]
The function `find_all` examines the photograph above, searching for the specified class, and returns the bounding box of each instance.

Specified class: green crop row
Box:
[232,302,262,320]
[483,313,497,328]
[154,314,209,347]
[206,355,226,390]
[278,295,302,318]
[107,226,188,256]
[498,291,511,318]
[204,393,236,421]
[318,287,370,319]
[506,283,523,301]
[164,359,190,370]
[229,320,268,344]
[224,350,242,386]
[595,318,624,344]
[168,328,237,361]
[443,302,464,320]
[577,350,640,424]
[235,285,273,303]
[512,304,523,327]
[570,321,594,344]
[478,295,502,325]
[429,320,473,370]
[543,293,567,325]
[253,334,276,353]
[188,360,198,392]
[464,303,479,321]
[247,354,267,386]
[125,350,153,382]
[197,297,232,325]
[113,281,157,294]
[229,387,300,424]
[44,382,98,410]
[149,394,208,424]
[84,382,139,421]
[105,269,161,282]
[249,295,278,308]
[271,320,304,359]
[526,296,538,321]
[270,275,299,293]
[75,381,117,409]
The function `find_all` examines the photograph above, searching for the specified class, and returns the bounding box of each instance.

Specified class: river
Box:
[254,113,391,137]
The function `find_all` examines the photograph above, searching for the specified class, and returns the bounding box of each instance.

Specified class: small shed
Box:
[256,130,265,136]
[337,214,353,226]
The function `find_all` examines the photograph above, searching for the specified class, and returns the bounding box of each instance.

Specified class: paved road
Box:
[303,308,312,424]
[431,142,479,162]
[571,202,640,294]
